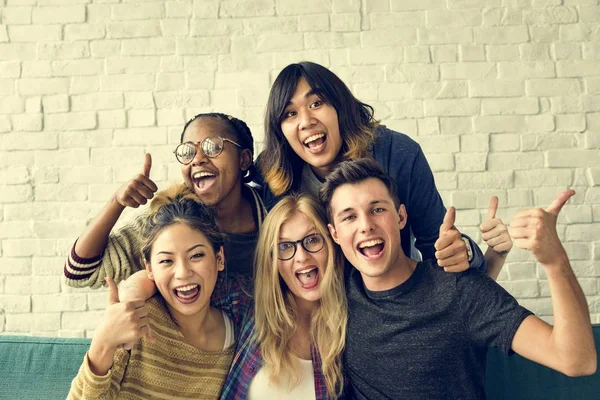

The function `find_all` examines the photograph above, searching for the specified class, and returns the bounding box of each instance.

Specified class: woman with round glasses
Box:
[64,112,267,290]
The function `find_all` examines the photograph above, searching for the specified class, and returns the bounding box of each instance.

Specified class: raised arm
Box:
[407,147,485,272]
[510,190,596,377]
[480,196,512,280]
[67,277,151,399]
[64,154,157,288]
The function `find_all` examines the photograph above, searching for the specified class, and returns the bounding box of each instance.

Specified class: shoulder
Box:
[373,125,420,153]
[244,183,268,225]
[371,125,423,172]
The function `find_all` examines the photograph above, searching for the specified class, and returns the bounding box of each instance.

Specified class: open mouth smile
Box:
[173,284,200,304]
[295,266,319,289]
[303,133,327,153]
[357,238,385,259]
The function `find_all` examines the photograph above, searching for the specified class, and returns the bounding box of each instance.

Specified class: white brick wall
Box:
[0,0,599,335]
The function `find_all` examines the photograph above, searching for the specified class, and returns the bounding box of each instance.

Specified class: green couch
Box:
[1,326,599,399]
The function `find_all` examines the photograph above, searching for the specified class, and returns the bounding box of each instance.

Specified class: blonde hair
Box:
[254,193,347,398]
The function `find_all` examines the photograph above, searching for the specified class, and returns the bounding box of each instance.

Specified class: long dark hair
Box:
[181,112,257,183]
[259,62,377,196]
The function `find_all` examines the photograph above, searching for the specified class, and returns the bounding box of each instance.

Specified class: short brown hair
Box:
[319,158,399,222]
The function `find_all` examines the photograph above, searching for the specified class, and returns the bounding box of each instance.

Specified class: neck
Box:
[214,183,255,234]
[309,162,338,182]
[294,296,318,325]
[168,303,216,340]
[363,252,418,292]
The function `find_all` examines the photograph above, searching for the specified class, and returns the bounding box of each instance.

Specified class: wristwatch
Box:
[462,237,473,262]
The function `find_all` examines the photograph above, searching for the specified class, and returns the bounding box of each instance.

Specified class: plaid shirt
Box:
[211,277,330,400]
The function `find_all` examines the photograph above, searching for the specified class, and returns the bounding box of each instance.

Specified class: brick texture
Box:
[0,0,598,336]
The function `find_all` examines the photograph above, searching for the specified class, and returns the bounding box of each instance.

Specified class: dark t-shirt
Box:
[344,260,532,400]
[223,231,257,277]
[221,184,266,277]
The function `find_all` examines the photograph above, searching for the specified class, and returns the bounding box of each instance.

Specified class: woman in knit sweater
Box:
[64,113,266,289]
[68,185,246,400]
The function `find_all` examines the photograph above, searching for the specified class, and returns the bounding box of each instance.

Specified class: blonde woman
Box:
[241,193,346,399]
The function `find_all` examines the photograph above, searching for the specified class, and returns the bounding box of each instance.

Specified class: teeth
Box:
[175,284,198,292]
[358,239,384,248]
[192,171,216,179]
[303,133,325,144]
[296,267,317,275]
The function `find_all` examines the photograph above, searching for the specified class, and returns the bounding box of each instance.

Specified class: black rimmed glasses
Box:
[174,136,242,165]
[277,233,325,261]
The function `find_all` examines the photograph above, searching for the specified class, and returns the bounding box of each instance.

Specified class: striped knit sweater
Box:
[64,184,267,288]
[67,295,235,400]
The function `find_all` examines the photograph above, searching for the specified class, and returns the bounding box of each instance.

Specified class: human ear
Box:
[328,223,340,244]
[144,260,154,281]
[397,204,407,230]
[239,149,252,172]
[216,247,225,272]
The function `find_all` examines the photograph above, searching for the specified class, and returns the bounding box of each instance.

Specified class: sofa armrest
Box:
[485,324,600,399]
[0,335,91,400]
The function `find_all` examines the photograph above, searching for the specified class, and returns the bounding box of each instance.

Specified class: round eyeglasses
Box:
[277,233,325,261]
[173,136,242,165]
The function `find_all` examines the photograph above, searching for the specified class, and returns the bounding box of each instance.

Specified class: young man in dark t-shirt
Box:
[319,158,597,400]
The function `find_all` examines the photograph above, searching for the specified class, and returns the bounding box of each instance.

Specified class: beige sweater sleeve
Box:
[67,349,130,400]
[64,219,145,289]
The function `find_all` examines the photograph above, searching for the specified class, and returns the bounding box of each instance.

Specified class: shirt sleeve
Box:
[405,145,447,262]
[407,146,486,272]
[457,270,533,355]
[210,275,253,329]
[63,220,145,289]
[67,349,130,400]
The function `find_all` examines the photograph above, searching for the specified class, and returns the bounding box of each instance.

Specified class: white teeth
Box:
[296,267,317,275]
[192,171,216,179]
[358,239,384,248]
[175,284,198,292]
[303,133,325,144]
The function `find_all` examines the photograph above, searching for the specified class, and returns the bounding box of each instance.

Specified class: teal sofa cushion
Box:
[0,335,91,400]
[0,325,598,399]
[486,324,600,400]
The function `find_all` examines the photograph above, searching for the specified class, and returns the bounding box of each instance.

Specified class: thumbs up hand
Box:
[95,277,152,351]
[435,207,470,273]
[509,190,574,265]
[480,196,512,256]
[114,153,158,208]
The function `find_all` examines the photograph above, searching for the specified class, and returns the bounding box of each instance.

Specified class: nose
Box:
[358,214,375,234]
[174,260,193,279]
[191,143,208,166]
[293,243,310,263]
[298,108,316,130]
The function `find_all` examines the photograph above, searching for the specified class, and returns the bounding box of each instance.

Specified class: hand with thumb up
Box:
[114,153,158,209]
[87,277,153,375]
[96,277,152,350]
[509,189,574,266]
[435,207,470,273]
[480,196,512,256]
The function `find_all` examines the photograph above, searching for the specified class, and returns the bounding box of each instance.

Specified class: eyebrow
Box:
[335,199,390,218]
[156,244,206,256]
[279,228,317,242]
[285,88,323,107]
